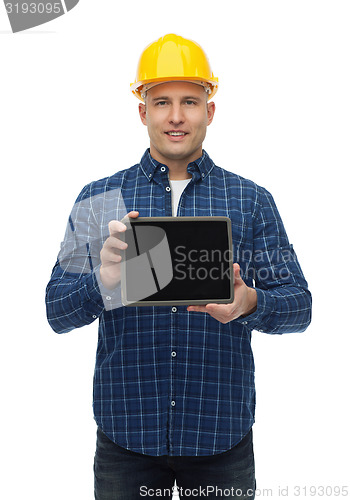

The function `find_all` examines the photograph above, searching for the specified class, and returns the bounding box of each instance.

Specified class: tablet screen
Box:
[121,217,233,306]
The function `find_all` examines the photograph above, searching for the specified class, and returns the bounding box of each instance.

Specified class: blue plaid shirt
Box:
[46,149,312,456]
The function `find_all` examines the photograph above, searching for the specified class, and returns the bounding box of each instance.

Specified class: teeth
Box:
[168,132,185,136]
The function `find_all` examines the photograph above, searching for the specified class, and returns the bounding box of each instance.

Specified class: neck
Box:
[168,166,192,180]
[149,145,202,180]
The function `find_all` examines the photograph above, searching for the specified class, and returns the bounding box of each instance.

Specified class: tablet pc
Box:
[120,216,234,306]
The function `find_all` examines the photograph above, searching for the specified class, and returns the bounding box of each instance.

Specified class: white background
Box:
[1,1,349,498]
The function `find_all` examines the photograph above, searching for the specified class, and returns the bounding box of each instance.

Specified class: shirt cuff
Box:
[235,287,274,332]
[91,265,123,312]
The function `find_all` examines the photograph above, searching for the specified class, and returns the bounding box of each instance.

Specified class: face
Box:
[138,81,215,167]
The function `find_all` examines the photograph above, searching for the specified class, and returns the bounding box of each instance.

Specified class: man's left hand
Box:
[187,263,257,324]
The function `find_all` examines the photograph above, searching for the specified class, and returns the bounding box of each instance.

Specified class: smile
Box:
[165,131,188,141]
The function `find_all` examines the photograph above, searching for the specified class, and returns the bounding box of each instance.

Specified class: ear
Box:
[207,101,215,126]
[139,103,147,125]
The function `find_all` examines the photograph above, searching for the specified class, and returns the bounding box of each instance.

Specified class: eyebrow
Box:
[151,96,202,102]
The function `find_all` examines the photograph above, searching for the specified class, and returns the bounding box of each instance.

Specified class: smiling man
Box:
[46,34,312,499]
[138,80,215,179]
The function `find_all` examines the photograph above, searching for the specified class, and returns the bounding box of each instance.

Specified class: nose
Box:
[168,103,185,125]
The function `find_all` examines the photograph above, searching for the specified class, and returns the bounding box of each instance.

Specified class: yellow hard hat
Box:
[130,34,219,101]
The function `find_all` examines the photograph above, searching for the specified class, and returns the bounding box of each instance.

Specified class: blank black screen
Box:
[123,220,232,303]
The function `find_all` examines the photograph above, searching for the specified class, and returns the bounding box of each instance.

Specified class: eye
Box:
[185,100,196,105]
[155,101,168,106]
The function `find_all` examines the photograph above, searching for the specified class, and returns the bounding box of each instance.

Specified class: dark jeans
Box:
[94,427,255,499]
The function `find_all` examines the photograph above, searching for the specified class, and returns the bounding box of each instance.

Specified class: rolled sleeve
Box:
[237,187,312,334]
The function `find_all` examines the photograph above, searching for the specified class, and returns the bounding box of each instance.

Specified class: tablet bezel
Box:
[120,216,234,307]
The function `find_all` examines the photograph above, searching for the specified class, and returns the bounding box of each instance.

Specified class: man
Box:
[46,34,312,499]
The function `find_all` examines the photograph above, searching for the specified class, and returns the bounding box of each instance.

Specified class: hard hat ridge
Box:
[140,81,211,101]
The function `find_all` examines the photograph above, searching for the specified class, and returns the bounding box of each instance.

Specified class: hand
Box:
[99,211,139,290]
[187,263,257,324]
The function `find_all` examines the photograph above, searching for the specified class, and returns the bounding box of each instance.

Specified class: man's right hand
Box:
[100,211,139,290]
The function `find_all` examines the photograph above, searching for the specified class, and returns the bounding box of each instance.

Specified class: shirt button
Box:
[165,186,171,192]
[105,296,112,301]
[160,166,166,172]
[171,351,177,357]
[242,321,248,325]
[171,400,176,407]
[172,307,177,313]
[92,315,97,319]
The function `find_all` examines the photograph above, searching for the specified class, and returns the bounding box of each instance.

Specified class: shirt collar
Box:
[139,148,214,184]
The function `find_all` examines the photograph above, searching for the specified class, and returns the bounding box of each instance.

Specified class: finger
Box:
[233,263,244,284]
[101,249,122,264]
[108,219,128,235]
[120,211,140,226]
[104,235,128,251]
[188,303,240,324]
[187,304,225,313]
[187,305,208,313]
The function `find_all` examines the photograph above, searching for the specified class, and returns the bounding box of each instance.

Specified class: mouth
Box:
[165,130,188,141]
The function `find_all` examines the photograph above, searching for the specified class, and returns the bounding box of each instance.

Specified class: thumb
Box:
[233,263,243,284]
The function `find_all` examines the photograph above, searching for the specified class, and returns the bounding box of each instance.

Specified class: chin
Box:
[161,145,197,161]
[164,151,191,160]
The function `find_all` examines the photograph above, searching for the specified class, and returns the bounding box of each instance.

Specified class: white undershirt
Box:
[169,178,192,216]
